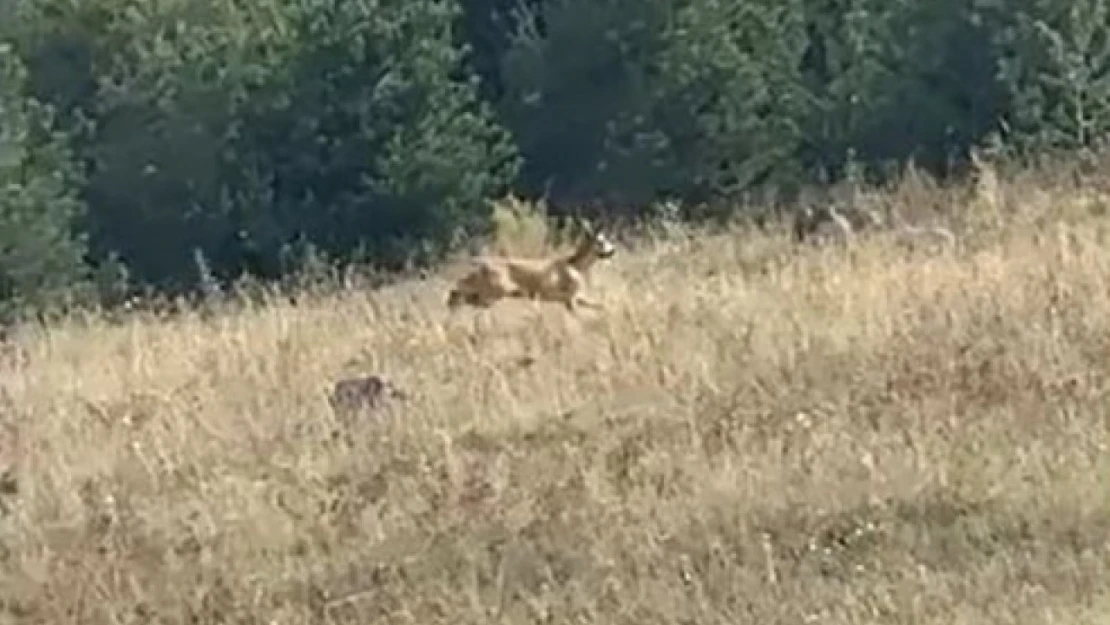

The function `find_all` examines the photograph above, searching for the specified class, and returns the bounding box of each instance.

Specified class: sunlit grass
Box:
[0,162,1107,624]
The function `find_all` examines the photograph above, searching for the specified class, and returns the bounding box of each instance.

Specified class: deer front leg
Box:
[574,294,603,310]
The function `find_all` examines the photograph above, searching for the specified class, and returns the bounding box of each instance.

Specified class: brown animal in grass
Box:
[793,204,884,245]
[446,218,617,313]
[328,374,409,421]
[890,224,957,252]
[794,203,956,252]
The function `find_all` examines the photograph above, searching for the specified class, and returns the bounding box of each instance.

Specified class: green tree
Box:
[226,0,520,270]
[798,0,900,176]
[797,0,1005,180]
[500,0,811,210]
[8,0,261,290]
[498,0,664,208]
[649,0,810,200]
[457,0,545,101]
[992,0,1110,153]
[0,43,89,318]
[9,0,519,291]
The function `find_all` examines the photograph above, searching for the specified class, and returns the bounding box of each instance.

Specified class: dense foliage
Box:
[0,0,1108,310]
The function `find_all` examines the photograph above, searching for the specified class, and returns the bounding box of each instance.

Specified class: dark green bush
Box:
[0,43,89,319]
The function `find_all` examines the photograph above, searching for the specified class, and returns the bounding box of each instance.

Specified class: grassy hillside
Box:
[1,164,1108,624]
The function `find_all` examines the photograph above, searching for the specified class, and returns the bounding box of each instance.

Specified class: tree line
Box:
[0,0,1108,318]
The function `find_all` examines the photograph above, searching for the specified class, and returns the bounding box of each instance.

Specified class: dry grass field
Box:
[1,162,1108,624]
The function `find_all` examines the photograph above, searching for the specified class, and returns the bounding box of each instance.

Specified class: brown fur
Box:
[794,204,885,245]
[328,374,408,421]
[447,220,617,312]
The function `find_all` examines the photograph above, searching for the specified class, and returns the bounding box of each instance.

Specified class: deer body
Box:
[447,222,616,312]
[793,204,883,245]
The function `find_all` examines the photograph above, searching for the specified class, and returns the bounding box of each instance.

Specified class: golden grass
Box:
[1,166,1109,624]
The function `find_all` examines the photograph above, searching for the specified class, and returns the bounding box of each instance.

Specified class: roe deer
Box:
[446,219,617,313]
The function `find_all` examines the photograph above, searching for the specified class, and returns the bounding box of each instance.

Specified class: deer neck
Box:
[564,243,598,273]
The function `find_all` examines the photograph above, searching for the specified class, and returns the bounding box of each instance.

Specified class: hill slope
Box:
[1,172,1108,624]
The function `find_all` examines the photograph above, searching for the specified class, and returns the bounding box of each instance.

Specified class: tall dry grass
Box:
[0,162,1108,624]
